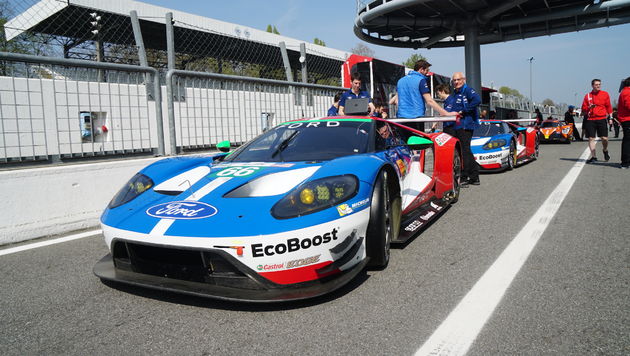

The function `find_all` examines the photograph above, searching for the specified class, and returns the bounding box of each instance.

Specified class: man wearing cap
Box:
[564,105,582,141]
[396,59,449,132]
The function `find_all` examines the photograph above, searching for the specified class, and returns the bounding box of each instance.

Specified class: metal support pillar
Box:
[130,10,153,100]
[464,20,481,93]
[166,12,175,71]
[299,42,307,84]
[279,41,294,82]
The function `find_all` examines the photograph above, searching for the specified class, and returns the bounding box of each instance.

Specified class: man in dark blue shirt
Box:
[327,92,342,116]
[443,72,482,186]
[338,72,375,115]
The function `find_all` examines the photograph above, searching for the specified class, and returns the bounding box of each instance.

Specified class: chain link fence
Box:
[2,0,343,84]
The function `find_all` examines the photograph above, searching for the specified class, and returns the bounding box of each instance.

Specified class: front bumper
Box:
[94,236,367,302]
[540,132,570,142]
[473,149,509,170]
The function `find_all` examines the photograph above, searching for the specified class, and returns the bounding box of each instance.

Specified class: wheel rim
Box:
[535,139,540,157]
[509,142,515,168]
[453,151,461,195]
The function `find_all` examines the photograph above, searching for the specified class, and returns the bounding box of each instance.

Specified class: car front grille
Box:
[112,240,265,290]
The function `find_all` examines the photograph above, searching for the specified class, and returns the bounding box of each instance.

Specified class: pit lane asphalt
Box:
[1,138,628,356]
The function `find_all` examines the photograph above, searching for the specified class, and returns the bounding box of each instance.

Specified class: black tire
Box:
[451,149,462,204]
[366,170,394,269]
[534,137,540,159]
[507,140,516,170]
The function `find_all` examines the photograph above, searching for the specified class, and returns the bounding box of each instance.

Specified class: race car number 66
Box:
[216,166,261,177]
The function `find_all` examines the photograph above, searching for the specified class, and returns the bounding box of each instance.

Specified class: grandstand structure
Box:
[3,0,347,84]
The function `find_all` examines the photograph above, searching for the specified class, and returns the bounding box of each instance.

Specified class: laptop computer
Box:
[344,98,370,115]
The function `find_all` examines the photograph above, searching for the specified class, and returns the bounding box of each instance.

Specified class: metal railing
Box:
[165,69,344,154]
[0,51,164,163]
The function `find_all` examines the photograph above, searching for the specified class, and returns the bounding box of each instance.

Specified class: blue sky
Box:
[142,0,630,107]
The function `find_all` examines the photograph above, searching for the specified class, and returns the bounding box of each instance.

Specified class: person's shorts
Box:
[584,119,608,138]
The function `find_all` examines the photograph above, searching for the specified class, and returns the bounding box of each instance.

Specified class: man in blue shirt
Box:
[443,72,482,186]
[339,72,375,115]
[396,59,449,131]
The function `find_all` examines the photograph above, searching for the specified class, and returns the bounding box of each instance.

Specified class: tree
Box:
[350,43,374,57]
[266,25,280,35]
[498,86,524,98]
[542,98,555,106]
[402,53,427,68]
[313,38,326,47]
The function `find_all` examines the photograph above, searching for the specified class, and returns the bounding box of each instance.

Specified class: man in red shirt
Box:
[581,79,613,163]
[617,77,630,169]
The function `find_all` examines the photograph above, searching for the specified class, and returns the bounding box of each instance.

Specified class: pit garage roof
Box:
[355,0,630,48]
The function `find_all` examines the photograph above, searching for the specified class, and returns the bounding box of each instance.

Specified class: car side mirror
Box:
[216,140,231,152]
[406,136,433,150]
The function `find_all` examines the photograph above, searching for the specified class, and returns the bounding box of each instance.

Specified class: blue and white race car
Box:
[471,120,539,171]
[94,117,462,302]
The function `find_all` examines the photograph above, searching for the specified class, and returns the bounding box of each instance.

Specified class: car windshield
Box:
[473,122,506,136]
[541,121,560,128]
[224,119,371,162]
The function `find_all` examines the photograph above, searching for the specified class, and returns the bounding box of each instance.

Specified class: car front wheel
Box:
[366,170,393,269]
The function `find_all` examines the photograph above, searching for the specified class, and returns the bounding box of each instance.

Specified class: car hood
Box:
[101,154,380,237]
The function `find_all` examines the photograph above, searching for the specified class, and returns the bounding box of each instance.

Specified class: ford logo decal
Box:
[146,201,218,219]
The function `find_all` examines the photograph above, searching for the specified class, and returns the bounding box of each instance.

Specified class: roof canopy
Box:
[355,0,630,48]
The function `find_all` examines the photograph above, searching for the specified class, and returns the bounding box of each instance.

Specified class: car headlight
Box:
[562,127,571,134]
[108,173,153,208]
[483,139,506,150]
[271,175,358,219]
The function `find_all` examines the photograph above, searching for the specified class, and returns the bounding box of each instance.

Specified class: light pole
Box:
[528,57,534,120]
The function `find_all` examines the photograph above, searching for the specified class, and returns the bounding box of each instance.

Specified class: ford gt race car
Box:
[94,117,461,302]
[94,117,462,302]
[471,120,539,171]
[538,119,573,143]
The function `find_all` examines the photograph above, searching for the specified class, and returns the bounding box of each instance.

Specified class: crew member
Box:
[338,73,375,116]
[396,59,449,131]
[617,77,630,169]
[581,78,613,163]
[443,72,482,186]
[564,105,582,141]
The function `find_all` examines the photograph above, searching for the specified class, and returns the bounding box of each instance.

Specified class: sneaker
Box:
[621,165,629,169]
[460,177,469,187]
[586,157,597,164]
[603,151,610,162]
[468,178,480,185]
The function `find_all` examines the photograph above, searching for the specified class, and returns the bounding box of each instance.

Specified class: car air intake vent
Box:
[112,240,264,290]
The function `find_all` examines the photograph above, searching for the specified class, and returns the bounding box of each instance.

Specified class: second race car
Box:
[471,120,539,171]
[538,119,573,143]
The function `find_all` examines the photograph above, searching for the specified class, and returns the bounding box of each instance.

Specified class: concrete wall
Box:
[0,156,162,245]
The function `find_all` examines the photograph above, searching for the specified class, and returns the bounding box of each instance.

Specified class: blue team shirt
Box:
[327,105,338,116]
[443,84,481,130]
[396,71,431,118]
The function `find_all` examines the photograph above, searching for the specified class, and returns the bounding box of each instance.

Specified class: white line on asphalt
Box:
[0,229,102,257]
[415,146,591,356]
